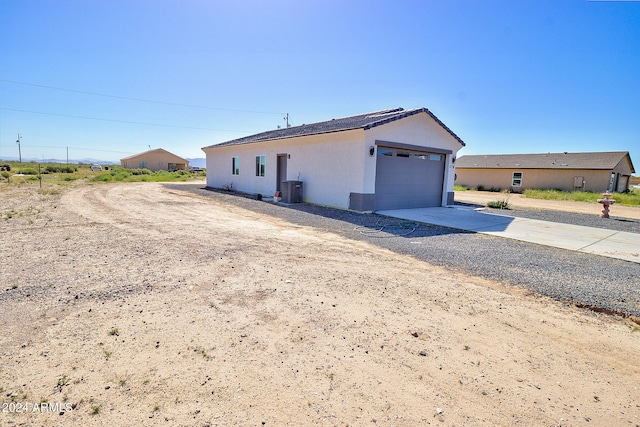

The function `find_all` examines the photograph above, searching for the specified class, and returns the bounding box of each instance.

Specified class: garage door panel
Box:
[374,149,445,210]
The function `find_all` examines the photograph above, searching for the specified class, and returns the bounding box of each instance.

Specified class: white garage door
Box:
[374,147,445,211]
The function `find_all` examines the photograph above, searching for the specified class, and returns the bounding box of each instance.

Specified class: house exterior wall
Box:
[203,112,464,210]
[612,157,635,192]
[204,129,367,208]
[456,168,615,192]
[365,112,463,205]
[121,151,188,172]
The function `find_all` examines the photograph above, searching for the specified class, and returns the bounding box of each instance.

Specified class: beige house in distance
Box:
[120,148,189,172]
[455,151,635,193]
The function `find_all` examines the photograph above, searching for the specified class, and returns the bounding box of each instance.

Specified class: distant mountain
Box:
[0,156,118,164]
[1,155,206,167]
[187,158,206,168]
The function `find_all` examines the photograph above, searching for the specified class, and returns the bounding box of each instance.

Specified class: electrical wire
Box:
[0,78,285,115]
[0,107,249,132]
[20,145,134,155]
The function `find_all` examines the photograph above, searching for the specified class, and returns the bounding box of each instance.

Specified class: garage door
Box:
[374,147,445,210]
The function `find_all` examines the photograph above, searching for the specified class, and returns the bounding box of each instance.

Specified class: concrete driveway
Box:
[376,205,640,264]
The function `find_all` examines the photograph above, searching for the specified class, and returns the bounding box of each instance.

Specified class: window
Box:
[396,152,410,158]
[255,155,265,177]
[232,157,240,175]
[139,161,147,168]
[512,172,522,187]
[414,154,427,160]
[377,148,393,157]
[429,154,442,161]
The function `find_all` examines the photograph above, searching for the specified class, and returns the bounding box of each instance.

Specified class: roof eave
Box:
[202,127,364,150]
[362,107,465,147]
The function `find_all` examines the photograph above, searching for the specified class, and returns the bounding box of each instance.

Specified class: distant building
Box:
[455,151,635,192]
[120,148,189,172]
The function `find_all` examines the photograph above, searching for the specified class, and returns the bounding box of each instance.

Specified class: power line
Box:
[0,78,285,115]
[21,145,134,155]
[0,107,249,132]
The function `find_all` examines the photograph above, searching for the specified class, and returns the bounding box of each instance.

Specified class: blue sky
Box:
[0,0,638,168]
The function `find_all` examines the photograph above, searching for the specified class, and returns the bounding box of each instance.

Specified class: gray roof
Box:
[203,107,465,149]
[456,151,634,172]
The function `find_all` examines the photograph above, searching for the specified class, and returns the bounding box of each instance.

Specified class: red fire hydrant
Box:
[597,190,616,218]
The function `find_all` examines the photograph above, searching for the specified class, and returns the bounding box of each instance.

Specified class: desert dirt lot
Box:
[1,182,639,426]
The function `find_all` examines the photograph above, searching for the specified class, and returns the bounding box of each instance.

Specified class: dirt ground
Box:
[454,190,640,220]
[1,182,639,426]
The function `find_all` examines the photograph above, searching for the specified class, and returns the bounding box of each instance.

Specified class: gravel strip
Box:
[464,203,640,234]
[172,184,640,318]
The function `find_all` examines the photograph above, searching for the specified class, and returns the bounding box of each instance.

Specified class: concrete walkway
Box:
[377,206,640,264]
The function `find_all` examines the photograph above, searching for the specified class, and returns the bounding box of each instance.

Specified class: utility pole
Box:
[16,133,22,163]
[284,113,291,128]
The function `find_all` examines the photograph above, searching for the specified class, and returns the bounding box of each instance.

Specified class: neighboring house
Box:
[120,148,189,172]
[455,151,635,193]
[202,107,465,211]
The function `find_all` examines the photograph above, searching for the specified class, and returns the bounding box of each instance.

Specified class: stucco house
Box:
[455,151,635,193]
[202,107,465,212]
[120,148,189,172]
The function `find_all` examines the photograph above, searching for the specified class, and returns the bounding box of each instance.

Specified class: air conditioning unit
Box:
[281,180,303,203]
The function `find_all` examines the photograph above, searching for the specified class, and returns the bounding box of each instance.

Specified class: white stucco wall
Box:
[203,129,367,209]
[203,111,465,210]
[365,112,464,205]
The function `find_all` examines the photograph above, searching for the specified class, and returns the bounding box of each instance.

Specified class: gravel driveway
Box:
[172,184,640,318]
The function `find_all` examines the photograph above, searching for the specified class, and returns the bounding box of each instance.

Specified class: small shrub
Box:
[112,172,131,181]
[91,173,112,182]
[57,374,69,387]
[477,185,485,191]
[130,168,152,175]
[45,165,76,173]
[487,199,510,209]
[18,168,38,175]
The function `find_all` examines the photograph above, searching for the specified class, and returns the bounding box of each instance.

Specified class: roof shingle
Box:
[202,107,465,149]
[456,152,634,172]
